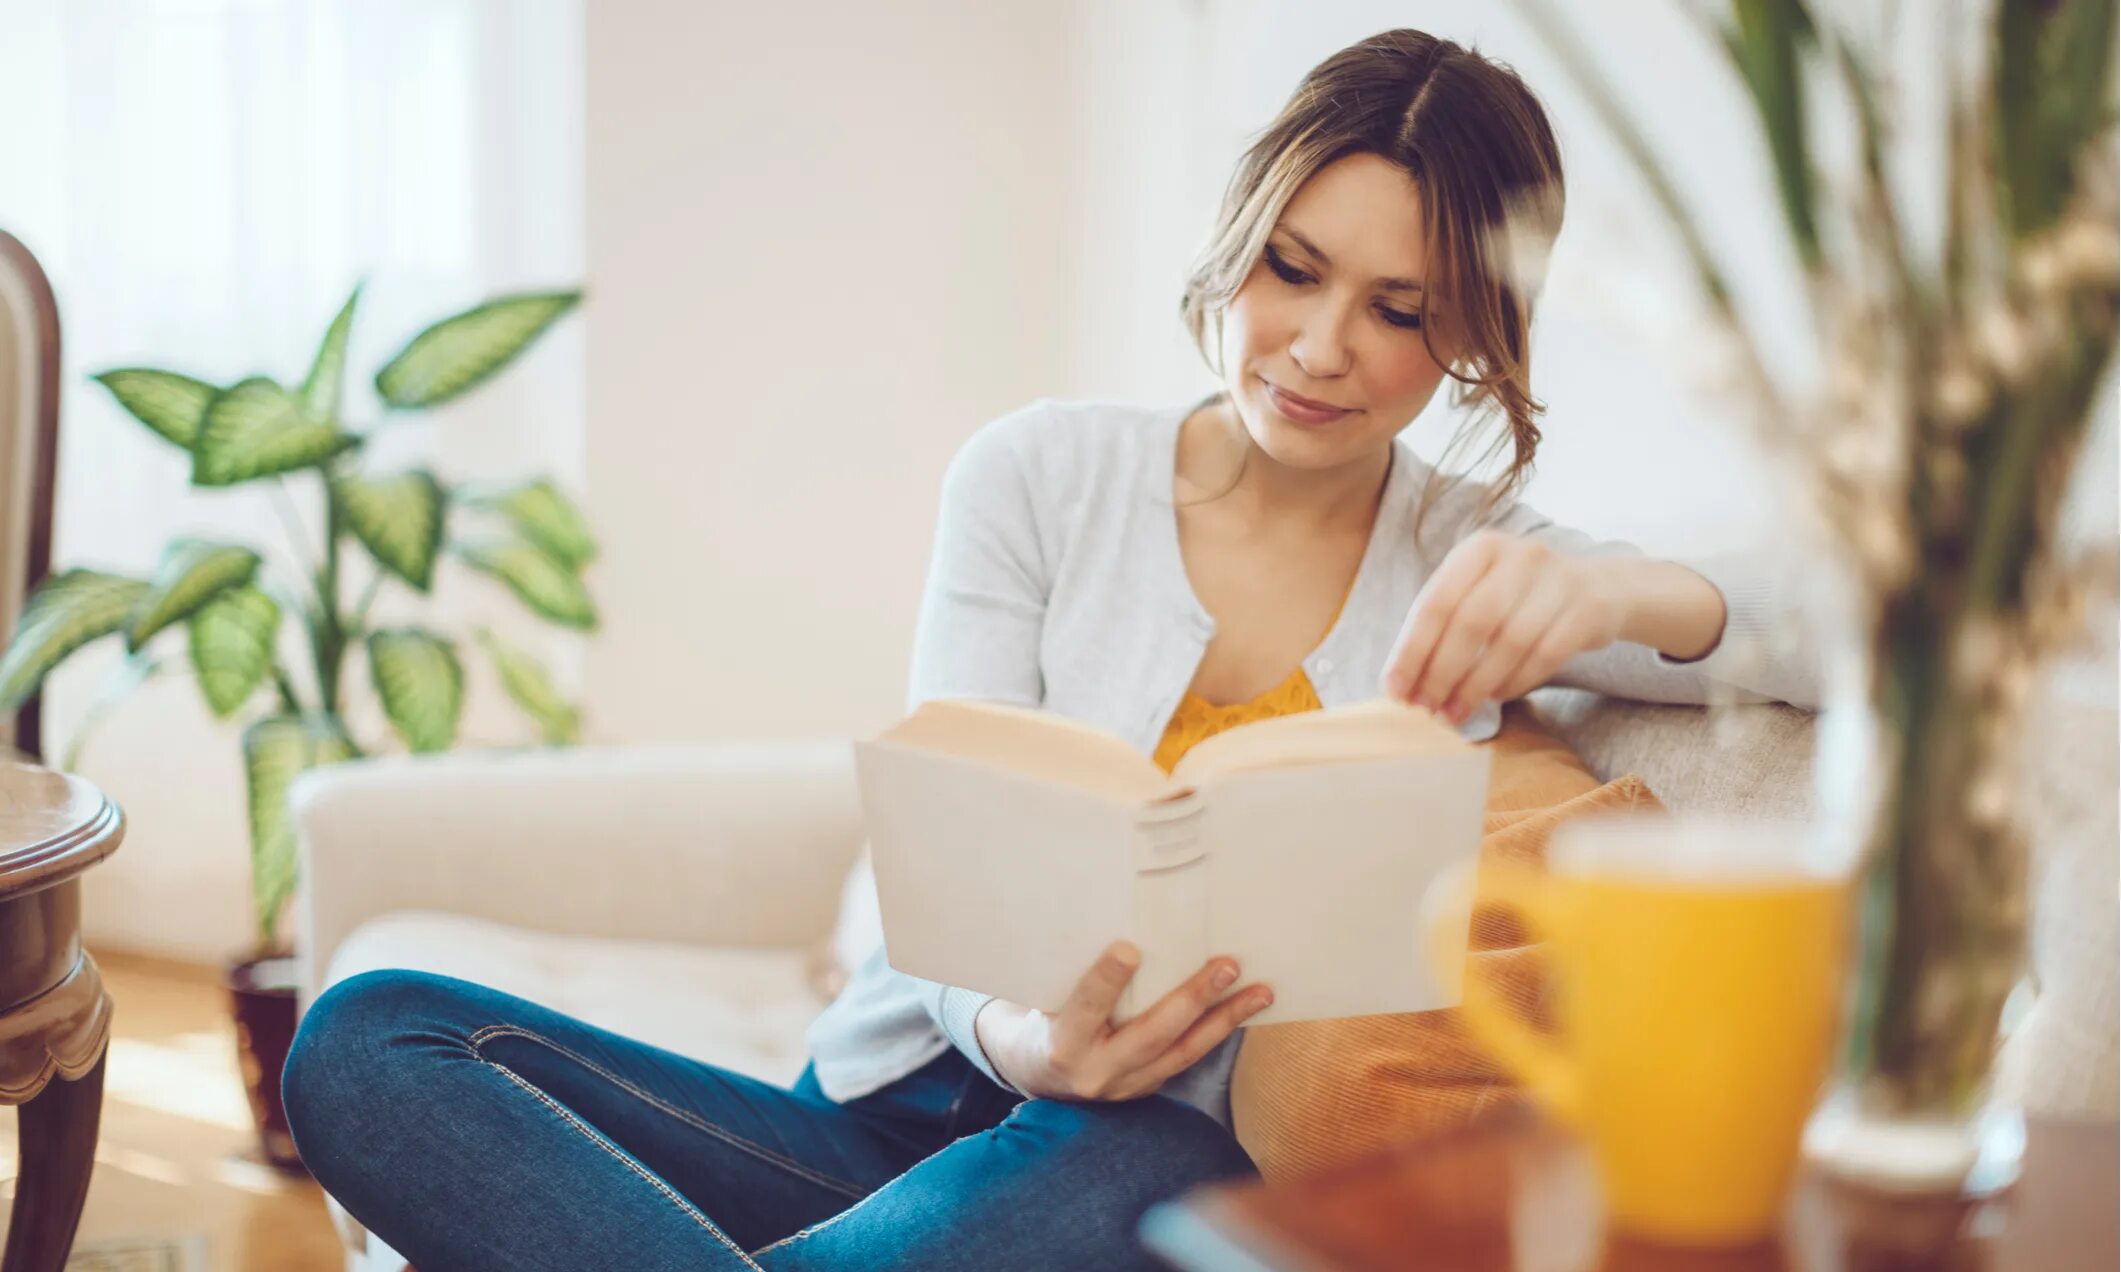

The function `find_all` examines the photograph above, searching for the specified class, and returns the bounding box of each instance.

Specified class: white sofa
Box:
[289,690,2118,1271]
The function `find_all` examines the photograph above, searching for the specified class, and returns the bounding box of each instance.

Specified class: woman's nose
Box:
[1288,304,1353,379]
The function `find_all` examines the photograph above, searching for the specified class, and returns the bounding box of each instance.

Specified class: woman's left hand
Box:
[1381,530,1626,724]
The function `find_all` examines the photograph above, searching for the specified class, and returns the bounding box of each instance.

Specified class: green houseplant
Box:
[0,284,594,1167]
[1517,0,2116,1191]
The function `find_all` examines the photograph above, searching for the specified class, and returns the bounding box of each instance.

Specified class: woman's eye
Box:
[1263,246,1313,285]
[1265,246,1423,331]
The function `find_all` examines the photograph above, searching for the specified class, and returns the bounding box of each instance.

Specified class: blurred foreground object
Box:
[1142,1105,2119,1272]
[1517,0,2118,1193]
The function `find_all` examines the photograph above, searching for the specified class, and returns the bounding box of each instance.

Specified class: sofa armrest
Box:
[289,740,863,1009]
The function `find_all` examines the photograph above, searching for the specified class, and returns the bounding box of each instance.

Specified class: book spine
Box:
[1118,794,1210,1022]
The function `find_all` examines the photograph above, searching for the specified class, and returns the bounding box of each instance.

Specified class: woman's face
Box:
[1216,152,1457,471]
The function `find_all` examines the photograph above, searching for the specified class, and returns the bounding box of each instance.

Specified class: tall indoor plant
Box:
[0,284,594,1166]
[1517,0,2117,1189]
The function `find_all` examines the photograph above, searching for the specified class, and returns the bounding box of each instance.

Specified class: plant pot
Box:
[227,952,306,1174]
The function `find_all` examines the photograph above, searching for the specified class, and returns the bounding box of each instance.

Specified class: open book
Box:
[853,698,1491,1026]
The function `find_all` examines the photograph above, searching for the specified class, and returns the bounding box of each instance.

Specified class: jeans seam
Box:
[467,1024,868,1201]
[481,1056,763,1270]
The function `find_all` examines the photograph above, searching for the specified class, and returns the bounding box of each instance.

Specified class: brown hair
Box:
[1179,29,1566,522]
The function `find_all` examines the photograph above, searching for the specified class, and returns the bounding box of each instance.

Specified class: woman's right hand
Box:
[972,943,1274,1101]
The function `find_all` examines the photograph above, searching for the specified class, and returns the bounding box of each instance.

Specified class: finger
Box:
[1052,941,1141,1053]
[1495,616,1595,702]
[1131,984,1277,1092]
[1099,955,1242,1075]
[1383,537,1499,704]
[1443,577,1567,719]
[1413,557,1533,716]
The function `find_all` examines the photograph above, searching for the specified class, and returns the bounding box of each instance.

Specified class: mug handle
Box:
[1422,858,1586,1129]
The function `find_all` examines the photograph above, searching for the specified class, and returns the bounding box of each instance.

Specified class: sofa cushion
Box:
[322,911,826,1087]
[1526,689,1817,819]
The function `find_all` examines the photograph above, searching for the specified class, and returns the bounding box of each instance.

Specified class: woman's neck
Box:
[1177,396,1392,536]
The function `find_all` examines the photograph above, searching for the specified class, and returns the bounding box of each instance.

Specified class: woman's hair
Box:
[1179,29,1566,521]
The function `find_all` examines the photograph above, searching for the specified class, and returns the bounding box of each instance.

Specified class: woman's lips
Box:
[1263,380,1355,425]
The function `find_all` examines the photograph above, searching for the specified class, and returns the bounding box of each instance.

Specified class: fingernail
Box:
[1111,942,1140,969]
[1213,964,1237,991]
[1250,990,1274,1012]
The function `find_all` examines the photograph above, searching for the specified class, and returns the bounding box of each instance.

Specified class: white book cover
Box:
[853,698,1489,1024]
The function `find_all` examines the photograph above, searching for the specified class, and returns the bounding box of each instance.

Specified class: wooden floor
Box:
[0,950,345,1271]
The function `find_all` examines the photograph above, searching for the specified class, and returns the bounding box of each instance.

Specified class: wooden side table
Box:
[0,761,125,1272]
[1144,1107,2120,1272]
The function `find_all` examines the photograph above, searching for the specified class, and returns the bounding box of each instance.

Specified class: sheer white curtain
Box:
[0,0,584,959]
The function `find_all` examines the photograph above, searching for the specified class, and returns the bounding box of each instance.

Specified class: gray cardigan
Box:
[805,395,1816,1127]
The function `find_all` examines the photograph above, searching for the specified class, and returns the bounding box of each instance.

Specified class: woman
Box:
[283,29,1813,1270]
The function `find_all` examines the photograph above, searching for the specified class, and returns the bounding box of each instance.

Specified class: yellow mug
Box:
[1428,813,1852,1246]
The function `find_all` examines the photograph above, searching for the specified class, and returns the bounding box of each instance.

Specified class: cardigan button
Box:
[1313,658,1335,676]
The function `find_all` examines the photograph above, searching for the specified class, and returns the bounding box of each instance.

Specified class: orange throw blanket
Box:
[1228,704,1662,1181]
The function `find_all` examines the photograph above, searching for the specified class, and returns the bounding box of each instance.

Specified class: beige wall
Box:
[581,1,1092,744]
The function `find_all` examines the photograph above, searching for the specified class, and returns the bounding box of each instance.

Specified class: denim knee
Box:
[282,968,468,1155]
[1010,1094,1256,1188]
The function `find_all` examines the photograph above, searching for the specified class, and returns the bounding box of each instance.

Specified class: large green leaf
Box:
[458,478,597,568]
[93,369,217,449]
[190,585,282,718]
[126,539,260,650]
[0,570,149,711]
[374,290,582,410]
[454,538,598,630]
[301,284,363,425]
[193,378,359,487]
[366,628,462,753]
[333,470,447,591]
[243,714,358,948]
[476,626,580,744]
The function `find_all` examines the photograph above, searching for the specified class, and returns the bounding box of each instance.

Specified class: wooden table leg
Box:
[0,768,125,1272]
[3,1050,106,1272]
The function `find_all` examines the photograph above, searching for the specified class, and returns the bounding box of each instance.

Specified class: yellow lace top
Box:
[1152,665,1323,773]
[1150,582,1352,773]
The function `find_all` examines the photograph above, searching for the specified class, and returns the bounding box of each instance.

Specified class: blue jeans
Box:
[282,969,1255,1270]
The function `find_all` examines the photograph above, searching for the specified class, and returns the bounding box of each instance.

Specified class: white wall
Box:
[580,1,1091,743]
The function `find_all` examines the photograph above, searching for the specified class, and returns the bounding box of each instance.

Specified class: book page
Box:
[876,698,1173,804]
[856,744,1142,1014]
[1169,697,1468,785]
[1200,750,1491,1023]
